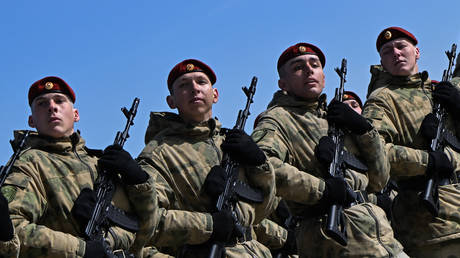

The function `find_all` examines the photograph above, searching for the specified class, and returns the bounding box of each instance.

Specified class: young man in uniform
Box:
[1,76,158,257]
[362,26,460,257]
[252,42,406,257]
[137,59,276,257]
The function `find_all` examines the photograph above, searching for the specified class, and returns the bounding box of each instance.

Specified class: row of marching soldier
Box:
[1,25,459,258]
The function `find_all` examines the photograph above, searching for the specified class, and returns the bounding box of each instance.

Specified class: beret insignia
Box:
[45,82,54,90]
[186,63,194,71]
[298,46,307,53]
[384,30,392,40]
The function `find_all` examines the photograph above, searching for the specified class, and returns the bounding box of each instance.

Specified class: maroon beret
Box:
[343,90,363,108]
[167,59,217,90]
[28,76,76,106]
[376,26,418,52]
[277,42,325,72]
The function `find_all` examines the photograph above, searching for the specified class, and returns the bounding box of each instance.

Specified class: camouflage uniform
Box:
[252,90,404,257]
[1,130,157,258]
[363,68,460,257]
[138,112,276,257]
[0,233,20,258]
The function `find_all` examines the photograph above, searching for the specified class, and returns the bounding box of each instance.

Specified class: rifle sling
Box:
[107,204,139,232]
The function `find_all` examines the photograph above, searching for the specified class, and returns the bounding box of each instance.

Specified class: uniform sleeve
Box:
[363,94,430,179]
[0,234,20,258]
[252,118,325,205]
[353,127,390,192]
[150,208,213,247]
[3,166,86,258]
[124,176,160,256]
[240,159,276,225]
[138,155,213,248]
[253,219,287,250]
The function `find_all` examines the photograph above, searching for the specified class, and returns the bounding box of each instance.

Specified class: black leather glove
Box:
[315,136,335,165]
[221,129,266,166]
[427,151,454,179]
[0,192,14,241]
[420,113,438,141]
[84,240,108,258]
[98,145,148,185]
[433,81,460,115]
[327,101,372,135]
[71,188,96,227]
[210,210,235,242]
[202,166,226,198]
[376,192,393,220]
[320,177,356,207]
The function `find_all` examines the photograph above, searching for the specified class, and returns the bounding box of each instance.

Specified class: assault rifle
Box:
[208,77,264,258]
[323,58,349,246]
[421,44,458,216]
[84,98,140,258]
[0,131,30,187]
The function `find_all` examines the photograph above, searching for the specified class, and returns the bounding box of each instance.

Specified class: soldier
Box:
[1,76,158,257]
[137,59,276,257]
[342,91,363,114]
[362,26,460,257]
[252,42,406,257]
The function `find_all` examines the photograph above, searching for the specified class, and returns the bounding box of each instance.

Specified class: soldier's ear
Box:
[166,95,176,109]
[278,78,287,91]
[415,47,420,60]
[212,88,219,104]
[73,108,80,122]
[28,115,36,128]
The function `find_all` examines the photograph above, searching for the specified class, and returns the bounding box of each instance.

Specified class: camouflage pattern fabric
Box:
[1,130,156,257]
[137,112,275,257]
[0,233,20,258]
[252,90,404,257]
[363,68,460,255]
[254,218,288,250]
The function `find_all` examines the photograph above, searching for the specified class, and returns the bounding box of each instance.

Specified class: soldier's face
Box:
[343,99,362,114]
[278,54,325,100]
[28,93,80,138]
[167,72,219,123]
[379,38,420,76]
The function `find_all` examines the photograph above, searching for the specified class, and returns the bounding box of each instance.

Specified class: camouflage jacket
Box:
[0,233,20,258]
[363,68,460,249]
[138,112,275,257]
[253,91,403,257]
[1,131,155,258]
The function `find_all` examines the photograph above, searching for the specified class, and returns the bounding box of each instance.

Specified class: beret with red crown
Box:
[277,42,325,73]
[28,76,76,106]
[167,59,217,90]
[343,90,363,108]
[376,26,418,52]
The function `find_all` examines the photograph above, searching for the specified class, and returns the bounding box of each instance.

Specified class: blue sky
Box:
[1,0,460,164]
